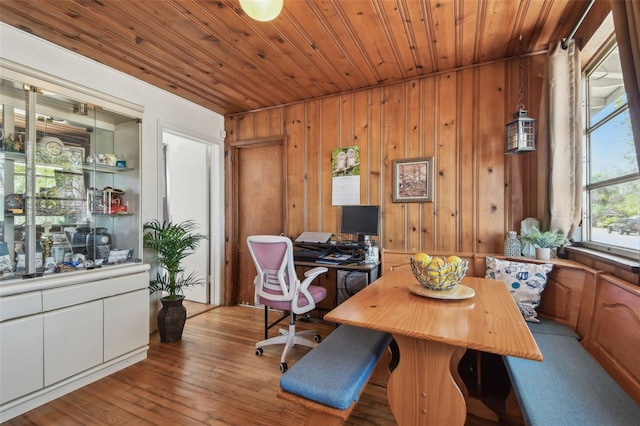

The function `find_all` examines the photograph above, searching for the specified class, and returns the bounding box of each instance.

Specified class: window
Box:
[583,41,640,259]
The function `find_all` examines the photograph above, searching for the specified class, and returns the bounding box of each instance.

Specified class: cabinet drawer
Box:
[0,292,42,321]
[42,271,148,311]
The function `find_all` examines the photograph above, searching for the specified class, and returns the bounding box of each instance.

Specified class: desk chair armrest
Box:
[291,267,328,315]
[304,266,328,278]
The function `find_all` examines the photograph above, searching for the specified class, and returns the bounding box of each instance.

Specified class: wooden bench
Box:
[504,317,640,425]
[278,324,393,426]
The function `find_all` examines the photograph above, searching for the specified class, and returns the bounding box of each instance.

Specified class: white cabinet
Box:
[44,300,103,386]
[0,263,149,422]
[0,315,43,404]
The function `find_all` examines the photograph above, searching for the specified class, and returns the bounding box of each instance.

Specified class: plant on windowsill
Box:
[143,219,206,343]
[520,226,568,260]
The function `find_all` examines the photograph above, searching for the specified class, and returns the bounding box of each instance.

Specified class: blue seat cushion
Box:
[527,317,578,338]
[280,325,392,410]
[504,333,640,426]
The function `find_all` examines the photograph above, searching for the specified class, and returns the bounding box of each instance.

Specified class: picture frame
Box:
[392,157,434,202]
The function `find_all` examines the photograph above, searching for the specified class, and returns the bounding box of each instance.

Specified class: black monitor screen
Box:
[340,205,380,239]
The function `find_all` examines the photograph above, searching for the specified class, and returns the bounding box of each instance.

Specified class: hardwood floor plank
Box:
[3,305,504,425]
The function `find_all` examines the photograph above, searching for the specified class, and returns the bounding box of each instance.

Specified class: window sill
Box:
[565,245,640,285]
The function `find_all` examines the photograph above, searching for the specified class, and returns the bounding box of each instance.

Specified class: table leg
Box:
[387,335,466,426]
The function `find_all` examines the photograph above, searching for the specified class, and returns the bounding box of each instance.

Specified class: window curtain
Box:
[537,40,582,239]
[611,1,640,169]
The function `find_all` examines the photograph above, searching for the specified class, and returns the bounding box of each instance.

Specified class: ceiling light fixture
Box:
[505,35,536,154]
[239,0,283,22]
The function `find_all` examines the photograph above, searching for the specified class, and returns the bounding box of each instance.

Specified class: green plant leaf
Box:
[143,219,207,297]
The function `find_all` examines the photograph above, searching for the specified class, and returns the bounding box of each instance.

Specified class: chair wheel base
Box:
[280,362,288,373]
[314,334,322,343]
[256,347,264,357]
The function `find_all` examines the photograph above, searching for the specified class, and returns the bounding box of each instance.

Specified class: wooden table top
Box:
[324,267,543,361]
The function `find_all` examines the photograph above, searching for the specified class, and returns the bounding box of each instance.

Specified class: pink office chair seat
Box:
[257,284,326,311]
[247,235,328,372]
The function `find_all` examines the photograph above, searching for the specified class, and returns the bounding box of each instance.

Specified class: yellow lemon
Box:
[414,252,431,267]
[446,255,462,265]
[430,257,445,269]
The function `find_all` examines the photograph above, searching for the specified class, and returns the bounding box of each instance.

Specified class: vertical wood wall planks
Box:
[224,56,540,256]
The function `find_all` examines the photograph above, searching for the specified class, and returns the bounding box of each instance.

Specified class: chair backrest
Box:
[246,235,298,304]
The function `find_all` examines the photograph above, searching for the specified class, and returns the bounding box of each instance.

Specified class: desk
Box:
[324,267,542,426]
[295,260,380,311]
[294,259,380,286]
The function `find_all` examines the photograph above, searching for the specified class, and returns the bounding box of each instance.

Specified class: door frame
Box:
[226,135,286,306]
[159,122,225,306]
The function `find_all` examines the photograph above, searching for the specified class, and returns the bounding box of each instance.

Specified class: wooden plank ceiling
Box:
[0,0,588,115]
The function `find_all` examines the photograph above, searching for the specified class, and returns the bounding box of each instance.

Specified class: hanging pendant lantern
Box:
[505,35,536,154]
[505,109,536,153]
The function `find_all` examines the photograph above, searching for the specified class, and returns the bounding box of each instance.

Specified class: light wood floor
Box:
[4,305,506,425]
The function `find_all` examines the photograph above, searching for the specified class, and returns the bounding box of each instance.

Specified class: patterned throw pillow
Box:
[485,256,554,323]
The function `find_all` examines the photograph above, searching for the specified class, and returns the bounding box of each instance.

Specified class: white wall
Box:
[0,22,224,222]
[0,23,226,323]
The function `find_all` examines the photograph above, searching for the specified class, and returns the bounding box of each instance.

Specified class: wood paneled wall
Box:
[226,55,544,262]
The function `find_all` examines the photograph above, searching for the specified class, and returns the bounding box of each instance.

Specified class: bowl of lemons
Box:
[410,253,469,291]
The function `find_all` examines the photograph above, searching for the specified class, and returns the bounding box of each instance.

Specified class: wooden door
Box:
[236,142,285,305]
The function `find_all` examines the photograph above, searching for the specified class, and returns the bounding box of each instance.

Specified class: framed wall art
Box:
[392,157,434,202]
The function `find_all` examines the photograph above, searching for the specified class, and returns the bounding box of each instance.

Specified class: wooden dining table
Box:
[324,267,543,426]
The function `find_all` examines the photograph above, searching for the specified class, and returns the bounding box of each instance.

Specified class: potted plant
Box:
[143,219,206,342]
[520,226,568,260]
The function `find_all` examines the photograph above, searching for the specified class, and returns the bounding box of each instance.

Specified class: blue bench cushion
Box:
[527,317,578,338]
[504,333,640,426]
[280,325,392,410]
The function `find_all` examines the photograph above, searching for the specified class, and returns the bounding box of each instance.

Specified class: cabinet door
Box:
[1,75,141,281]
[0,315,44,404]
[104,289,149,361]
[44,300,103,386]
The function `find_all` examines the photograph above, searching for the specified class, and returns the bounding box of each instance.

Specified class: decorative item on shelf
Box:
[520,226,568,260]
[240,0,283,22]
[143,219,207,343]
[5,193,24,214]
[88,187,104,213]
[37,135,65,157]
[40,234,53,259]
[504,231,522,257]
[4,133,25,153]
[102,187,127,213]
[105,153,118,167]
[116,159,127,168]
[71,227,92,255]
[505,35,536,154]
[86,227,112,261]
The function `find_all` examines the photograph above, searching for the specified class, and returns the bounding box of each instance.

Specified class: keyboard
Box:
[293,248,329,262]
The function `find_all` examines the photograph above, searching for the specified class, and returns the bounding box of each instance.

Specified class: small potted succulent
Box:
[520,226,568,260]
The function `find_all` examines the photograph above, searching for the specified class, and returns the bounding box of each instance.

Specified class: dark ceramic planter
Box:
[157,295,187,343]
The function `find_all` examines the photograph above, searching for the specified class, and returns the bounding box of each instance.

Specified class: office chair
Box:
[247,235,328,372]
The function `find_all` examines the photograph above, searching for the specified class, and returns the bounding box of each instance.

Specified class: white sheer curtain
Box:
[612,0,640,169]
[537,40,583,238]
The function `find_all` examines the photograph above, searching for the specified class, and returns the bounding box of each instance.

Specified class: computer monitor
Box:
[340,205,380,243]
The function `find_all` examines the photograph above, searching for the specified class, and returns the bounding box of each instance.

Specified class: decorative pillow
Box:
[485,256,553,323]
